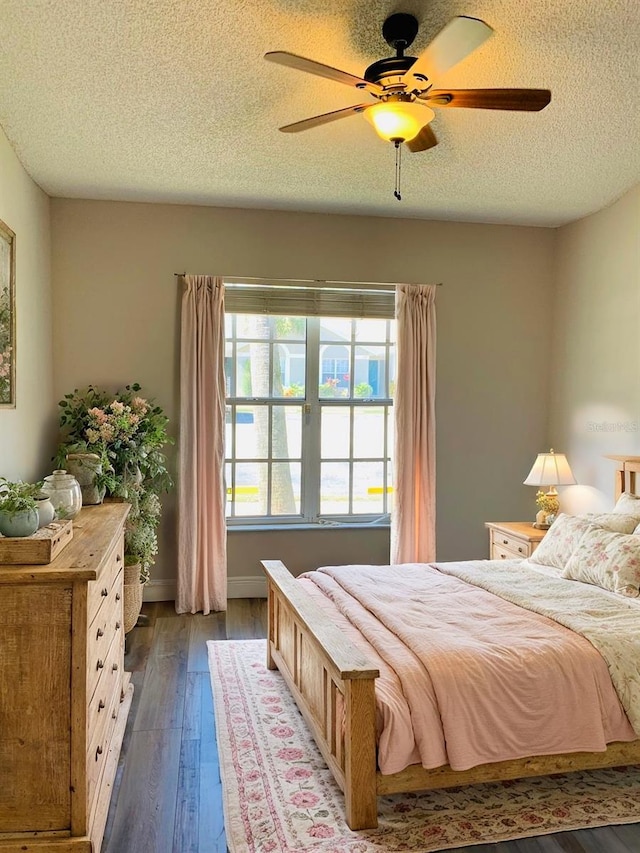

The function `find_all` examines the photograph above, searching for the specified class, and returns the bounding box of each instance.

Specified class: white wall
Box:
[51,198,555,595]
[549,184,640,511]
[0,126,53,481]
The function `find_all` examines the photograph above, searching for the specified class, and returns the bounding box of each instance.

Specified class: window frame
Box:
[225,314,394,527]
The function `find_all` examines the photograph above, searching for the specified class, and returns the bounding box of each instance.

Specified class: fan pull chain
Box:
[394,141,402,201]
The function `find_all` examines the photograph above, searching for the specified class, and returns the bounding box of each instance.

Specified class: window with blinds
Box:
[224,281,395,525]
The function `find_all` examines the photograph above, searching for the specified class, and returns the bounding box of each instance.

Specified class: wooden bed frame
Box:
[261,456,640,830]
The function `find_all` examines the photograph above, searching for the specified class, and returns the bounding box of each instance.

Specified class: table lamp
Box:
[523,448,576,528]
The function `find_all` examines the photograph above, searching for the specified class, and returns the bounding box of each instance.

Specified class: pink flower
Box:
[109,400,126,414]
[284,767,313,782]
[290,791,319,808]
[262,696,281,704]
[277,747,304,761]
[244,769,261,781]
[270,725,294,739]
[262,842,278,852]
[131,396,149,414]
[307,824,335,838]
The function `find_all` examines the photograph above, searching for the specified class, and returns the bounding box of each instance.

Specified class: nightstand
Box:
[485,521,547,560]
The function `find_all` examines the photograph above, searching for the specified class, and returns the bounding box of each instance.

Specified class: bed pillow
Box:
[528,514,596,572]
[612,492,640,517]
[584,512,640,534]
[562,528,640,597]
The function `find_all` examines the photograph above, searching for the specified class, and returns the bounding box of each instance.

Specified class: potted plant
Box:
[0,478,43,537]
[55,383,173,628]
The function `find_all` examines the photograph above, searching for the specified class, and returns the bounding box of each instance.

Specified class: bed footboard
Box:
[261,560,380,830]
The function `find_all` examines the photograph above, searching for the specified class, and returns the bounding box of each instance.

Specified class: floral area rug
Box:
[207,639,640,852]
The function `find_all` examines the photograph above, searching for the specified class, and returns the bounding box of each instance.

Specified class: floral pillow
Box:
[528,514,596,572]
[613,492,640,517]
[562,528,640,597]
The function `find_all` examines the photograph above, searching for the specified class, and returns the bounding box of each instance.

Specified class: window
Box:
[224,296,396,525]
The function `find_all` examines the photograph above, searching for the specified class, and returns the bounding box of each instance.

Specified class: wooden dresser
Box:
[0,503,133,853]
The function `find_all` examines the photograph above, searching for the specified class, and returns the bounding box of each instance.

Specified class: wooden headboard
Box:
[606,455,640,499]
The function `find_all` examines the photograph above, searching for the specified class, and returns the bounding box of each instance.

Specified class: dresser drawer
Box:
[87,539,124,627]
[87,680,121,822]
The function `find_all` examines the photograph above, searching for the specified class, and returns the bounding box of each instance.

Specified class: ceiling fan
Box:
[265,12,551,164]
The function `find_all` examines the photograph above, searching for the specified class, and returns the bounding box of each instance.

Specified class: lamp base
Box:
[532,522,551,530]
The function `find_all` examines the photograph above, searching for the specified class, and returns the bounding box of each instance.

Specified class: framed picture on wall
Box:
[0,218,16,408]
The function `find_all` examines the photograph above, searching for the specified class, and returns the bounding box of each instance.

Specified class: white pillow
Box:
[613,492,640,517]
[585,512,640,534]
[528,514,595,572]
[562,528,640,597]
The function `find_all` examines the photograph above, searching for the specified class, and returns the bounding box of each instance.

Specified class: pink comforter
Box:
[298,563,635,775]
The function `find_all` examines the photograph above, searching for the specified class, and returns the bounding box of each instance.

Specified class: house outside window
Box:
[223,283,396,525]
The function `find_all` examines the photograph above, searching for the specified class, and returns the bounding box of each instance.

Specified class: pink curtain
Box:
[176,275,227,614]
[391,284,437,564]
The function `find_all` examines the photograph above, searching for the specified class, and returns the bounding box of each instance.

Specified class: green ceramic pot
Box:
[0,507,39,537]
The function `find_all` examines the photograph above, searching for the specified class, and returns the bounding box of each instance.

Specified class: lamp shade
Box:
[365,101,434,143]
[523,449,576,487]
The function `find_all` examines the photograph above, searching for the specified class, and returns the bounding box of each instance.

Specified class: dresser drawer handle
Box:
[518,546,524,553]
[112,663,119,672]
[115,621,121,630]
[502,539,508,545]
[101,588,109,597]
[98,699,105,711]
[95,745,103,761]
[115,592,121,602]
[96,627,104,639]
[96,659,104,670]
[116,554,123,563]
[112,709,118,720]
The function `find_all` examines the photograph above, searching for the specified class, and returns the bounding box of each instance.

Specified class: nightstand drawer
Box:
[493,544,523,560]
[491,530,529,557]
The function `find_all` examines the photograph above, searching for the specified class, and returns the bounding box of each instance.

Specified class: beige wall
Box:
[50,198,555,595]
[0,127,53,482]
[549,184,640,511]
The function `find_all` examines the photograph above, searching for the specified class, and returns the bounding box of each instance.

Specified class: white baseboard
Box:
[143,575,267,602]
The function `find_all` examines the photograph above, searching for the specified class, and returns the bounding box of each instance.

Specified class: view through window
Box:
[224,313,396,524]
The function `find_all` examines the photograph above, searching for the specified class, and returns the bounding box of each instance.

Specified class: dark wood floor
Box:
[102,600,640,853]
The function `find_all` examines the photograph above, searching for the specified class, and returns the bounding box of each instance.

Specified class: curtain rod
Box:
[173,273,442,287]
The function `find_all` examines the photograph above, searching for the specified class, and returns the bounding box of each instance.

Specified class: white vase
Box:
[35,494,56,527]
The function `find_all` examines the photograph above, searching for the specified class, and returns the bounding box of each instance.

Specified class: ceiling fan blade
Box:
[265,51,383,95]
[403,16,493,88]
[279,104,372,133]
[406,124,438,153]
[425,88,551,111]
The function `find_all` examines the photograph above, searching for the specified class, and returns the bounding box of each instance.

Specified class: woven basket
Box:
[123,562,143,633]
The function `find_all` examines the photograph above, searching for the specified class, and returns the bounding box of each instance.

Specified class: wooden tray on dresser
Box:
[0,518,73,564]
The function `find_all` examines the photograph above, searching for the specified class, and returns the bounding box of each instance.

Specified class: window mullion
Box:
[303,318,320,521]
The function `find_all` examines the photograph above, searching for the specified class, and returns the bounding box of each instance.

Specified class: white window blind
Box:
[224,280,395,319]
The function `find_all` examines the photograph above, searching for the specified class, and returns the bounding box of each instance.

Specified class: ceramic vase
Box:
[0,507,39,537]
[35,494,56,528]
[65,452,105,505]
[41,470,82,519]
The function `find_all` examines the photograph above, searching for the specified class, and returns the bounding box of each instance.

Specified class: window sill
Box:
[227,521,390,533]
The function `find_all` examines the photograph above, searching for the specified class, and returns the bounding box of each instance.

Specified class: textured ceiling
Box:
[1,0,639,226]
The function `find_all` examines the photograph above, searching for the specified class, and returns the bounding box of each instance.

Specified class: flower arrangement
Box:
[55,383,173,581]
[535,489,559,516]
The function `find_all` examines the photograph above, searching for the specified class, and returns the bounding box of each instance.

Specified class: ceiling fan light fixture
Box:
[365,101,434,143]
